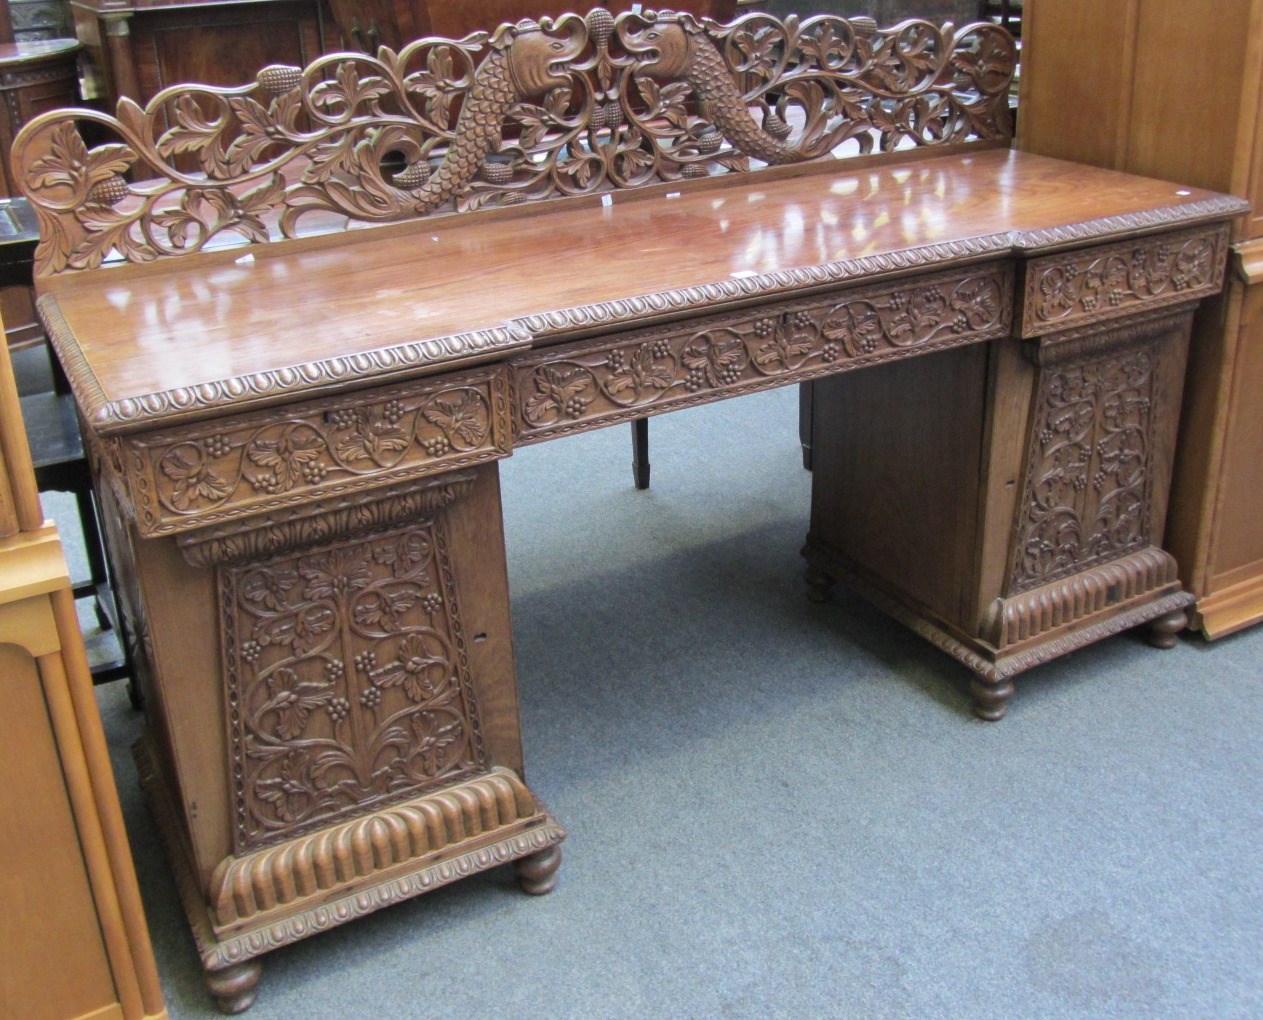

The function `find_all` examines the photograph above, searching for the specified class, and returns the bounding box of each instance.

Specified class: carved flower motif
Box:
[298,547,373,602]
[372,633,451,703]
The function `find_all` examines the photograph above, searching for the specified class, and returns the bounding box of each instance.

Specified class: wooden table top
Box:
[41,147,1246,435]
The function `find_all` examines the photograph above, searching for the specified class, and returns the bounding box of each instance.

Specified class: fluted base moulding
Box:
[801,538,1194,719]
[135,738,564,1011]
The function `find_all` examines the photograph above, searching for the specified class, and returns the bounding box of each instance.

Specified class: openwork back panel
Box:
[12,7,1015,276]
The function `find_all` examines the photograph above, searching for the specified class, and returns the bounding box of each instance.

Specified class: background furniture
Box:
[71,0,327,106]
[0,319,166,1020]
[1017,0,1263,638]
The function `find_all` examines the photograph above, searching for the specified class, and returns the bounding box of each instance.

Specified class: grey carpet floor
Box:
[79,384,1262,1019]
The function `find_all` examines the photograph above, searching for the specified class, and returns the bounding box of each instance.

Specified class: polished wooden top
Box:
[41,148,1246,434]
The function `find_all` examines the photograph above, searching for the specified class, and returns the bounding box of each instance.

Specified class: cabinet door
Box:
[0,643,121,1020]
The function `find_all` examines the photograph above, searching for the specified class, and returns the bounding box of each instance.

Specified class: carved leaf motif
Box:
[159,445,232,510]
[524,366,593,423]
[682,331,747,386]
[422,390,487,447]
[352,589,420,631]
[261,668,333,740]
[607,344,672,396]
[248,426,325,490]
[410,711,465,775]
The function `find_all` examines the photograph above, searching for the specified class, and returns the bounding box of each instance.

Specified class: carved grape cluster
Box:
[382,399,405,424]
[791,311,814,331]
[353,650,377,673]
[422,593,443,613]
[606,349,626,372]
[684,367,708,392]
[326,697,351,724]
[327,408,358,428]
[325,659,345,681]
[422,436,452,457]
[204,434,233,458]
[753,318,777,338]
[301,461,328,485]
[821,343,840,363]
[649,339,671,359]
[241,639,262,664]
[563,395,587,418]
[1108,288,1127,307]
[359,686,382,709]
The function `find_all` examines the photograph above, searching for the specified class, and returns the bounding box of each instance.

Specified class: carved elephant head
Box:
[620,14,694,80]
[503,18,587,98]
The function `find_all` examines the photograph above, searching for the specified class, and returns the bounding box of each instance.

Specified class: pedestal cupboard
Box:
[1018,0,1263,637]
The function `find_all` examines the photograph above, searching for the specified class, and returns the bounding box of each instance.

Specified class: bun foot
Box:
[971,676,1014,721]
[515,844,562,895]
[804,565,835,604]
[1145,608,1188,649]
[205,959,263,1015]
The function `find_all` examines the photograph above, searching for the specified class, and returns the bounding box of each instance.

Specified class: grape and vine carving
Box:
[1026,229,1223,333]
[1011,346,1157,591]
[223,522,485,850]
[516,270,1008,435]
[152,384,492,517]
[13,7,1015,275]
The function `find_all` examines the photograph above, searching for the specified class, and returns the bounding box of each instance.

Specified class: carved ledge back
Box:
[11,7,1015,277]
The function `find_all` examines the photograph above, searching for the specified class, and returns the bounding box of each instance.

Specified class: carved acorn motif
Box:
[586,7,615,49]
[88,175,129,206]
[696,129,722,154]
[763,112,792,140]
[479,161,513,184]
[257,64,302,95]
[392,161,432,189]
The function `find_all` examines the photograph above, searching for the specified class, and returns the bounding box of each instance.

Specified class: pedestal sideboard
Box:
[12,8,1245,1011]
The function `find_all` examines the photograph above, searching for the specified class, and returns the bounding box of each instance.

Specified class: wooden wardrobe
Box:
[1018,0,1263,637]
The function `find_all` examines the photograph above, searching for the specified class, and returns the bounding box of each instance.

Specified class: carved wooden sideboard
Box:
[1018,0,1263,638]
[12,7,1245,1012]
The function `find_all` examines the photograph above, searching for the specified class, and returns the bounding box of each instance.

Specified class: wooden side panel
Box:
[808,343,988,633]
[1017,0,1139,170]
[1125,2,1253,196]
[0,642,120,1020]
[1205,274,1263,584]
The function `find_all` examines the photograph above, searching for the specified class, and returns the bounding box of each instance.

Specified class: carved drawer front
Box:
[512,262,1014,444]
[114,363,512,538]
[1021,223,1229,338]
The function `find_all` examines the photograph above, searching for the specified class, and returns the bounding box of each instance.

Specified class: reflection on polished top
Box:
[40,148,1239,428]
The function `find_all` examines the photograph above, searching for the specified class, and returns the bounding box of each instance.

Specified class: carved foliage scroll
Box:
[1022,225,1227,337]
[221,518,485,852]
[125,365,509,537]
[13,8,1015,275]
[513,265,1012,442]
[1011,343,1159,592]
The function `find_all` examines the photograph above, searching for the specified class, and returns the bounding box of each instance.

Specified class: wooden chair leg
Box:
[631,417,650,490]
